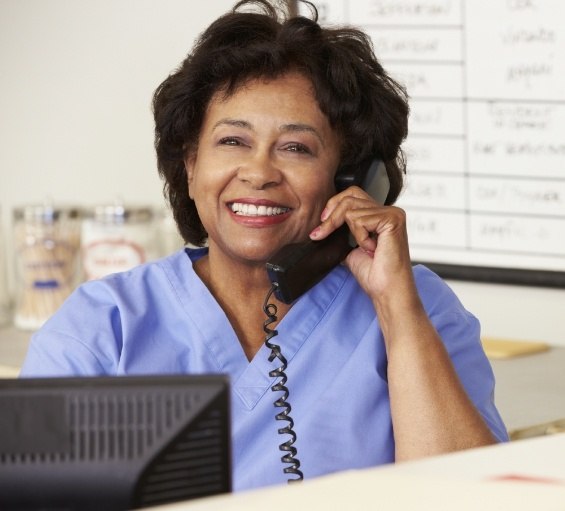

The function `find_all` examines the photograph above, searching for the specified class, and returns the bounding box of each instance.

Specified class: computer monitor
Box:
[0,374,231,510]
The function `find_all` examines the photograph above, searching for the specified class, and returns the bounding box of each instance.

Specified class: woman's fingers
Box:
[309,186,398,249]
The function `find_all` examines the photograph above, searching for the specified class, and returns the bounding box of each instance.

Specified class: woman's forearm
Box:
[377,295,497,461]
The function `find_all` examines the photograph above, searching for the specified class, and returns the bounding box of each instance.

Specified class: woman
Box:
[21,0,507,491]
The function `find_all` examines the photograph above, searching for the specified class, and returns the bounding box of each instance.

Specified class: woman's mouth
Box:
[229,202,290,217]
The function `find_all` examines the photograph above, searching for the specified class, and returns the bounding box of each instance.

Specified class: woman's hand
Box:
[309,185,417,305]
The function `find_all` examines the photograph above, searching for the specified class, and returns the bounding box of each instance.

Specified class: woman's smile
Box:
[230,203,289,217]
[228,197,291,217]
[227,199,292,226]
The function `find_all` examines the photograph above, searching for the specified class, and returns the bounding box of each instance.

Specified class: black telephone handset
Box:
[266,158,390,304]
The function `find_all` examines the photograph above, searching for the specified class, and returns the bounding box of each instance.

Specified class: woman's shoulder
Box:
[412,263,447,286]
[36,249,194,326]
[411,264,471,319]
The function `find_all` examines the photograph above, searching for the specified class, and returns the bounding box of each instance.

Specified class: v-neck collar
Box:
[166,248,351,410]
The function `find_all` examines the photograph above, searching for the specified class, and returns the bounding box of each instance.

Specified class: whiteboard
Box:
[304,0,565,287]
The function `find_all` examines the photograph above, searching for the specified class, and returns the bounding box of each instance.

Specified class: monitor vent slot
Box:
[135,407,230,507]
[68,391,198,462]
[0,451,65,464]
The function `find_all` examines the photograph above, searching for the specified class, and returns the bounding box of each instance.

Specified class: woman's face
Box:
[185,72,341,265]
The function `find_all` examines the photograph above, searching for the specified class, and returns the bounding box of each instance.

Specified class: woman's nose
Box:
[237,151,282,189]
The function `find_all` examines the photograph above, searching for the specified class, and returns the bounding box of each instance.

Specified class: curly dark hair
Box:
[153,0,409,246]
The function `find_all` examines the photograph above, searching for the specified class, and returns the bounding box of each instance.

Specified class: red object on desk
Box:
[490,474,565,486]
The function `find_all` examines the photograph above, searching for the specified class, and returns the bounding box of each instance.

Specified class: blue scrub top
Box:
[20,248,508,491]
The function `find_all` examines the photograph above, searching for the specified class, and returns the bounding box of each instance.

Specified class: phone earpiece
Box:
[362,159,390,204]
[334,158,390,204]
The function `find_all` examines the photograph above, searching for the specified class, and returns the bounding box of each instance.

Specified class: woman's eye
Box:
[284,143,311,154]
[219,137,242,146]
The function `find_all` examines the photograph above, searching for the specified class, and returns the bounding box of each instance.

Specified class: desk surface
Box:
[1,325,564,435]
[490,348,565,435]
[149,434,565,511]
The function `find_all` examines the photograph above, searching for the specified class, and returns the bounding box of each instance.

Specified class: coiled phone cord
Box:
[262,283,304,483]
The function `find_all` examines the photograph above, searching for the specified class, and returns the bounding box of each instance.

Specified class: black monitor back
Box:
[0,374,231,510]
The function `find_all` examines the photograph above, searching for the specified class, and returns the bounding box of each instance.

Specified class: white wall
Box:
[447,280,565,347]
[1,0,564,345]
[0,0,234,208]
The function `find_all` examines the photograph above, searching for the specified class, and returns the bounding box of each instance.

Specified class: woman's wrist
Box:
[372,278,430,351]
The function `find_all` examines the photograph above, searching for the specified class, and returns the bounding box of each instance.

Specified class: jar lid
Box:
[85,204,154,223]
[13,205,82,222]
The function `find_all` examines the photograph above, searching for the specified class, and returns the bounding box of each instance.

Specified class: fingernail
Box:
[309,226,321,239]
[320,207,329,222]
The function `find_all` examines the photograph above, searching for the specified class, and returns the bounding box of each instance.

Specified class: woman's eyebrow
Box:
[280,123,325,146]
[212,118,253,130]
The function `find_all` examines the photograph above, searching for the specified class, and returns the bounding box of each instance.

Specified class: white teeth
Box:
[230,203,288,216]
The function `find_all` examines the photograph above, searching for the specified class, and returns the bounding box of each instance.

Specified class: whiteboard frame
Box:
[417,262,565,288]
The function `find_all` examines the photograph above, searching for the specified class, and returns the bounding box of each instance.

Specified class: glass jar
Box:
[81,204,157,281]
[13,205,82,330]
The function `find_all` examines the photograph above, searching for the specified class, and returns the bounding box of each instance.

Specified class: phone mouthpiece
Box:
[265,226,352,304]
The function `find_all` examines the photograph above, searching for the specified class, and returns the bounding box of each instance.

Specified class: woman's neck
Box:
[193,250,291,360]
[193,249,271,299]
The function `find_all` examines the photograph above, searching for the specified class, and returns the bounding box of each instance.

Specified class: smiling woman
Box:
[20,0,508,494]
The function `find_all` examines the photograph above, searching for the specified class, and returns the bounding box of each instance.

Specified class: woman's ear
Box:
[184,153,196,199]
